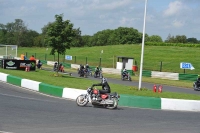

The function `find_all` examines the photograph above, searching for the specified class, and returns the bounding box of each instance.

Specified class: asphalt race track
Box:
[0,82,200,133]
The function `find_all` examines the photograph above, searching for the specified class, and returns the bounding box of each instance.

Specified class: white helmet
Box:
[101,77,107,84]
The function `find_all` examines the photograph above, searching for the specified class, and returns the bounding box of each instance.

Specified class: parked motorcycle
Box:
[121,72,132,81]
[76,87,120,109]
[94,70,102,78]
[193,82,200,91]
[85,68,92,76]
[78,68,87,78]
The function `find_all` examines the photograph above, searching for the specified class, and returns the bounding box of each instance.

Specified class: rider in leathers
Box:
[195,75,200,86]
[91,77,111,100]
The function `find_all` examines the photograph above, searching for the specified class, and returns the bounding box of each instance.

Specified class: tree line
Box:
[0,16,200,48]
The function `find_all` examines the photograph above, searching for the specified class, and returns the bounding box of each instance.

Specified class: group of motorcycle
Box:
[78,67,102,78]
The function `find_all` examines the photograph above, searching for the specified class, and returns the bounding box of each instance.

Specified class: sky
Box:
[0,0,200,41]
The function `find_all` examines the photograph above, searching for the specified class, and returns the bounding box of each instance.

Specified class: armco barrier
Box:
[62,63,71,68]
[118,94,161,109]
[7,75,22,86]
[151,71,179,80]
[161,98,200,111]
[0,72,8,82]
[39,83,63,97]
[62,88,86,100]
[142,70,151,77]
[71,64,79,69]
[179,73,197,81]
[21,79,40,91]
[0,72,200,112]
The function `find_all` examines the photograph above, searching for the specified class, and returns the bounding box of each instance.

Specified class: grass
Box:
[17,45,200,74]
[1,68,200,100]
[1,45,200,100]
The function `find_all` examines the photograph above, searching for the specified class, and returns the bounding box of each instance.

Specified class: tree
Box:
[45,14,76,66]
[0,19,39,47]
[174,35,187,43]
[146,35,163,42]
[71,28,83,47]
[187,37,198,44]
[82,35,92,47]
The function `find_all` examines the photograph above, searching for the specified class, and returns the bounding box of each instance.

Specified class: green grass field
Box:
[1,45,200,100]
[18,45,200,74]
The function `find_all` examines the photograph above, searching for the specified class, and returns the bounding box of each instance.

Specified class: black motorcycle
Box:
[193,81,200,91]
[76,87,120,109]
[78,68,87,78]
[85,68,92,76]
[121,72,132,81]
[94,70,102,78]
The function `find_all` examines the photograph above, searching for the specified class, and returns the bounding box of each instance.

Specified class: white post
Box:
[138,0,148,90]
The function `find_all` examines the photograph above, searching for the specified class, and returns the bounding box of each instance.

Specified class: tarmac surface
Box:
[0,81,200,133]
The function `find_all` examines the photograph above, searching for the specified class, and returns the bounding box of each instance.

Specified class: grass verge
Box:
[0,68,200,100]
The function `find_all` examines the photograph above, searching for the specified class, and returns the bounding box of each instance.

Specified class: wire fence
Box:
[24,52,200,74]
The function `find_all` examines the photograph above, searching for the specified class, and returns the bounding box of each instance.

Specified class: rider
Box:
[95,66,100,76]
[195,75,200,86]
[79,64,85,75]
[53,62,58,71]
[122,68,128,78]
[85,64,90,73]
[91,77,111,100]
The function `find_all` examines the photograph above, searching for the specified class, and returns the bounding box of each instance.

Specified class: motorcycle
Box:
[94,70,102,78]
[76,87,120,109]
[121,72,132,81]
[193,82,200,91]
[86,68,93,76]
[78,68,87,78]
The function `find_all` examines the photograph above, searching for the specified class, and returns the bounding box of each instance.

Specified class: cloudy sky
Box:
[0,0,200,41]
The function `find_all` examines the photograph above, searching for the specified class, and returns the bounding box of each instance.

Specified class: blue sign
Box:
[65,55,72,60]
[180,62,195,70]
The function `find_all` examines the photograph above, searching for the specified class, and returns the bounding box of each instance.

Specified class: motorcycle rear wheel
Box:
[90,72,92,76]
[106,98,118,110]
[76,95,88,106]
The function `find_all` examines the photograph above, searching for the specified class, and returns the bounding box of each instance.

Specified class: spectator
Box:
[59,63,64,72]
[37,60,42,69]
[29,55,36,60]
[20,53,25,60]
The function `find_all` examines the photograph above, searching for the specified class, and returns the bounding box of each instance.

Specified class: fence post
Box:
[99,58,101,67]
[45,54,47,61]
[160,61,162,72]
[75,56,76,64]
[63,54,65,63]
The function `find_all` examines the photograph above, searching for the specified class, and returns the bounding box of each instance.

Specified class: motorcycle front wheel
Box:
[76,95,88,106]
[106,98,118,110]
